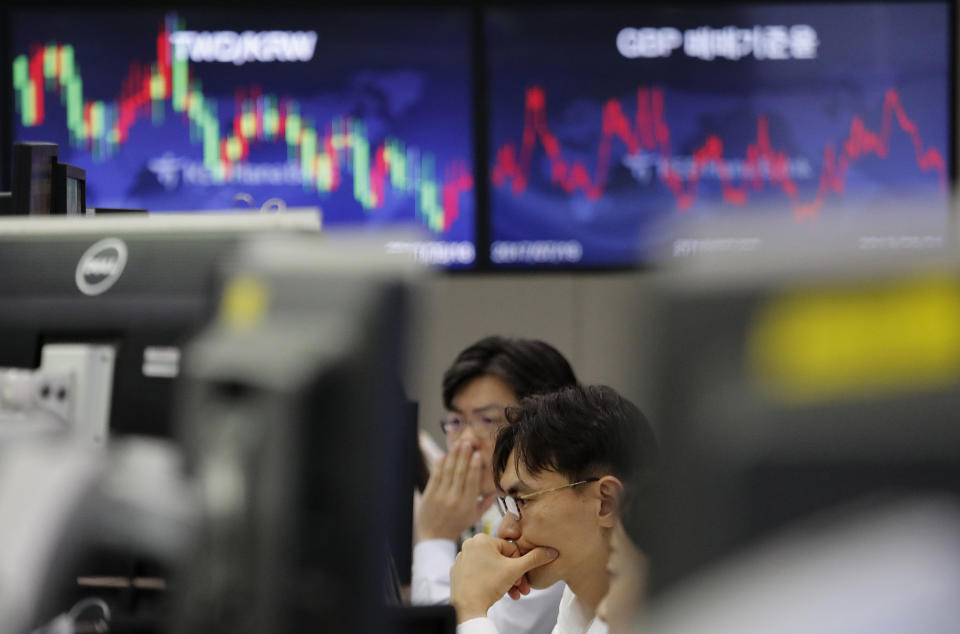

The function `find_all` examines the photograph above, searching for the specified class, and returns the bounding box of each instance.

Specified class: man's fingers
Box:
[509,575,529,594]
[439,443,462,491]
[507,574,531,601]
[462,451,483,496]
[512,546,559,575]
[422,455,445,496]
[451,444,474,492]
[515,575,531,595]
[497,538,522,559]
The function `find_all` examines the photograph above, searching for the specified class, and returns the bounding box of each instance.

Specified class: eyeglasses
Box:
[496,478,600,520]
[439,413,506,438]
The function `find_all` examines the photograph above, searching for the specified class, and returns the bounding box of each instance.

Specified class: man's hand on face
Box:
[415,441,496,543]
[450,534,559,623]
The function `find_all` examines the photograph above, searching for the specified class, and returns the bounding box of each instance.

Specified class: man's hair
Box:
[493,384,657,492]
[442,336,578,410]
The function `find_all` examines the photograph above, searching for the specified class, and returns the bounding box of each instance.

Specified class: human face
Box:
[597,522,647,634]
[446,375,517,494]
[495,452,608,592]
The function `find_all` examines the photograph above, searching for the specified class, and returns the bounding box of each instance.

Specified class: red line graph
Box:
[491,86,948,221]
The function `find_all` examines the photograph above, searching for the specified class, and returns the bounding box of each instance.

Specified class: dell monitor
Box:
[0,213,318,439]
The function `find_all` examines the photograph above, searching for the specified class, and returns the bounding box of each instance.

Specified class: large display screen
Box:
[486,3,951,267]
[12,9,476,267]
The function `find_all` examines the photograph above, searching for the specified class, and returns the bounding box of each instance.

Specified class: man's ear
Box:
[596,475,624,528]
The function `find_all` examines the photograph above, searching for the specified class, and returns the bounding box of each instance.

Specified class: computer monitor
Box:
[0,232,421,634]
[10,142,58,215]
[0,212,319,438]
[485,2,953,268]
[171,234,414,633]
[11,7,477,267]
[52,162,86,215]
[636,253,960,593]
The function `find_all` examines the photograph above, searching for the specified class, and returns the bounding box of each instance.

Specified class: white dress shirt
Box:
[457,585,608,634]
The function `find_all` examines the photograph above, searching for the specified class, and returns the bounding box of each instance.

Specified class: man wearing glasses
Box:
[449,385,657,634]
[412,336,578,634]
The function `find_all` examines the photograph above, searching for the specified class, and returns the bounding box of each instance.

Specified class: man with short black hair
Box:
[412,336,579,634]
[440,337,580,416]
[450,385,657,634]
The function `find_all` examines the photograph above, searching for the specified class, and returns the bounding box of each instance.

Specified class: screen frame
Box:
[479,0,958,272]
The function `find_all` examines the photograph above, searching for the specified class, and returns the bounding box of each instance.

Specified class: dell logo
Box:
[75,238,128,296]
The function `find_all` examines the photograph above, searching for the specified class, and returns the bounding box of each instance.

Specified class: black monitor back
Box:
[638,258,960,593]
[10,142,58,215]
[170,234,414,634]
[0,230,243,437]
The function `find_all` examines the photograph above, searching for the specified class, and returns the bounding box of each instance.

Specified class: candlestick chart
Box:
[12,10,474,242]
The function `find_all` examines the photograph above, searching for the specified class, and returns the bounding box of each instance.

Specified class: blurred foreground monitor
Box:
[172,233,415,633]
[0,228,438,633]
[0,211,319,441]
[637,235,960,594]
